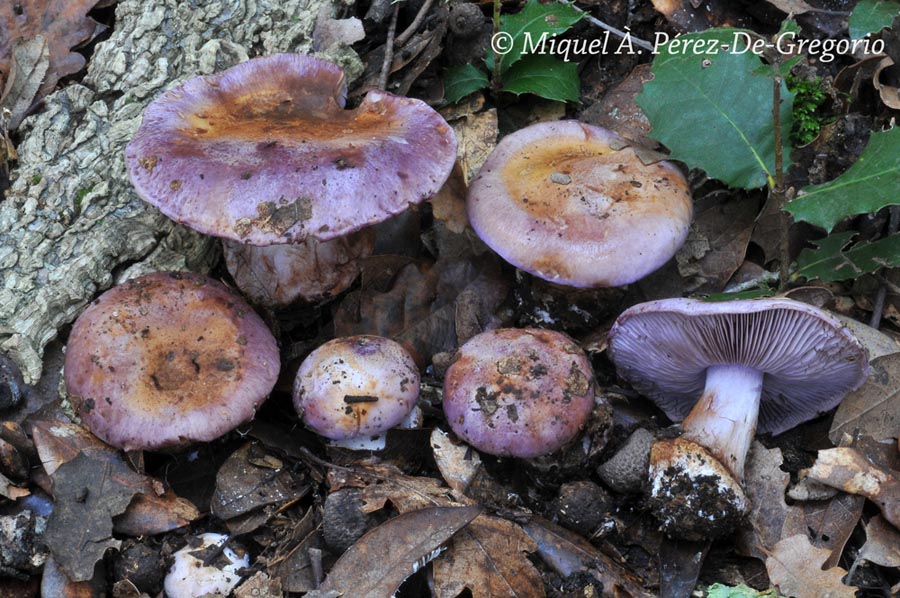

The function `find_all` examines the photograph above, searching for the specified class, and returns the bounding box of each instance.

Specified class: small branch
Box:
[771,71,792,291]
[724,270,780,294]
[870,205,900,328]
[491,0,502,93]
[378,4,400,91]
[395,0,435,47]
[569,4,654,52]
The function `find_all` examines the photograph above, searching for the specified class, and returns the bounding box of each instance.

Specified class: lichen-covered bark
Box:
[0,0,358,383]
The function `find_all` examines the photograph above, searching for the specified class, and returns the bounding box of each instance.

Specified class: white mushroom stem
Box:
[679,364,763,482]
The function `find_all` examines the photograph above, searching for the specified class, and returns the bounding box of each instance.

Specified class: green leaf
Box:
[794,231,900,281]
[636,28,794,189]
[500,54,580,102]
[487,0,583,74]
[443,64,489,105]
[849,0,899,40]
[706,583,779,598]
[786,127,900,231]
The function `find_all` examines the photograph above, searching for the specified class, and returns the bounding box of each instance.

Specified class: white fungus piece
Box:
[164,533,249,598]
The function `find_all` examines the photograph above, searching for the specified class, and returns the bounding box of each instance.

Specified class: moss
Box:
[29,174,42,185]
[74,185,95,207]
[788,75,833,146]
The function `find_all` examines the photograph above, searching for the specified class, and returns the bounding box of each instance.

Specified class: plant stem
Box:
[491,0,502,94]
[378,4,400,91]
[771,72,791,291]
[395,0,435,47]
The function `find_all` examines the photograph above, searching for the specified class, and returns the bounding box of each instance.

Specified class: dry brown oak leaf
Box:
[765,534,857,598]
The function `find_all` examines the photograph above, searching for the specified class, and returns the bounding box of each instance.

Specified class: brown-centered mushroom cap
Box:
[467,120,692,288]
[64,272,280,451]
[126,54,457,245]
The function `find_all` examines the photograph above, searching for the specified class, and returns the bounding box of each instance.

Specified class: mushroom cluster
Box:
[126,53,458,305]
[608,297,869,539]
[467,120,693,288]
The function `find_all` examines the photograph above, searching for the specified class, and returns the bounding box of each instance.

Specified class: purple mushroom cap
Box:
[64,272,280,451]
[442,328,596,458]
[126,54,457,245]
[293,336,420,442]
[467,121,692,288]
[608,297,869,435]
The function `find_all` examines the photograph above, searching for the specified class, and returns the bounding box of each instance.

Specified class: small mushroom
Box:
[126,54,457,305]
[442,328,596,459]
[608,297,869,539]
[467,121,692,288]
[293,336,420,450]
[64,272,280,451]
[164,533,248,598]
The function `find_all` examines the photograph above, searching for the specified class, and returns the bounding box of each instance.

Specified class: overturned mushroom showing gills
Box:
[125,53,458,246]
[442,328,596,458]
[467,120,692,288]
[293,336,420,450]
[64,272,280,451]
[608,297,869,540]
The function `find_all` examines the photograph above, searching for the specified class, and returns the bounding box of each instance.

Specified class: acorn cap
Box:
[466,120,692,287]
[608,297,869,435]
[293,336,420,442]
[64,272,280,451]
[126,54,457,245]
[442,328,595,458]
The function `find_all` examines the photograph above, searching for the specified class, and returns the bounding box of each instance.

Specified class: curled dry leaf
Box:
[736,442,791,561]
[807,447,900,529]
[859,515,900,568]
[781,492,864,570]
[829,352,900,444]
[1,36,50,130]
[448,108,499,184]
[765,535,857,598]
[873,57,900,110]
[430,428,482,498]
[318,505,483,598]
[433,514,544,598]
[31,421,199,536]
[0,0,105,101]
[522,516,646,597]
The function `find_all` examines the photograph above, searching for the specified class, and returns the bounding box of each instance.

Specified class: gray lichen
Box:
[0,0,359,384]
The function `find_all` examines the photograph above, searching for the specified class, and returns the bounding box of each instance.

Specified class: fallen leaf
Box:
[318,505,483,597]
[430,162,471,234]
[521,516,646,596]
[675,193,759,293]
[0,36,50,130]
[764,0,816,14]
[430,428,482,498]
[270,507,324,594]
[582,63,657,147]
[448,108,498,184]
[0,0,105,100]
[313,4,365,52]
[765,534,857,598]
[433,514,544,598]
[650,0,754,31]
[659,536,710,598]
[39,555,104,598]
[234,571,283,598]
[781,492,865,569]
[859,515,900,568]
[44,452,139,581]
[0,470,28,500]
[353,464,465,513]
[211,442,310,521]
[829,352,900,444]
[873,57,900,110]
[736,443,791,561]
[31,421,199,535]
[807,447,900,529]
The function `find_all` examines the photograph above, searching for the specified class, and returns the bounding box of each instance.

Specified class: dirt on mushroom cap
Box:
[64,272,280,451]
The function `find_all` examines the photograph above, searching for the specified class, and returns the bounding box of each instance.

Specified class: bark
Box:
[0,0,360,383]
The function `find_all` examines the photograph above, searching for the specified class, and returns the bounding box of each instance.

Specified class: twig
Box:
[395,0,435,47]
[724,270,780,294]
[870,205,900,328]
[378,4,400,91]
[771,71,792,291]
[491,0,502,93]
[568,4,654,52]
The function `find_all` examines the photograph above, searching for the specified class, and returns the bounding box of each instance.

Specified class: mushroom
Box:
[442,328,596,459]
[125,54,457,304]
[466,120,692,288]
[64,272,280,451]
[293,335,421,450]
[608,297,869,539]
[164,533,248,598]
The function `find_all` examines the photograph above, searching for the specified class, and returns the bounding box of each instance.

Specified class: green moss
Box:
[787,75,832,146]
[74,185,94,207]
[29,174,41,185]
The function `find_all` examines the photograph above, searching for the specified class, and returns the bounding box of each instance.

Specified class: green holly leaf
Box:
[444,64,489,105]
[786,127,900,231]
[486,0,583,74]
[501,55,580,102]
[794,231,900,281]
[849,0,899,40]
[637,28,793,189]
